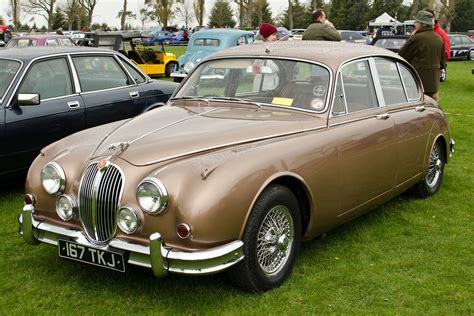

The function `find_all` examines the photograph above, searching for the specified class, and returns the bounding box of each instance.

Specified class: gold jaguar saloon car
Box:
[19,41,454,292]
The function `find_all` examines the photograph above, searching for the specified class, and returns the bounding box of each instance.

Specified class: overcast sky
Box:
[1,0,289,29]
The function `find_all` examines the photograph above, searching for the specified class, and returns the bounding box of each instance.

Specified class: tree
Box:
[25,0,57,31]
[451,0,474,31]
[145,0,175,28]
[365,0,406,23]
[10,0,22,29]
[439,0,462,32]
[287,0,293,30]
[208,0,235,28]
[234,0,252,28]
[193,0,205,26]
[118,0,136,30]
[51,6,65,30]
[281,0,310,29]
[176,0,195,28]
[79,0,98,29]
[309,0,325,11]
[138,7,152,29]
[63,0,85,30]
[331,0,369,30]
[250,0,273,28]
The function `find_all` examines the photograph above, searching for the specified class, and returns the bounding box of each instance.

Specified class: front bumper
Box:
[19,204,244,276]
[449,138,455,158]
[170,71,186,78]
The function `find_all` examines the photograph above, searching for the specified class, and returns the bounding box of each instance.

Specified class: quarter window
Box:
[398,64,420,101]
[374,58,407,105]
[72,56,129,92]
[46,39,58,46]
[121,58,146,84]
[19,58,73,100]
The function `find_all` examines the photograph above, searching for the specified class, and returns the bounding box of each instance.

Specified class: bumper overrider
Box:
[19,204,244,276]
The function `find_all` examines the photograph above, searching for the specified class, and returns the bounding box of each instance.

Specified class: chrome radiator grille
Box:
[78,163,123,243]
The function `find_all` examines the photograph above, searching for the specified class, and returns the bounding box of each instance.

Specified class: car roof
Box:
[94,31,151,39]
[0,46,117,61]
[11,34,71,39]
[209,41,401,69]
[191,28,254,38]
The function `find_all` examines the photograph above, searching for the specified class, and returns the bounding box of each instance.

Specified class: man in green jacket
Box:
[302,9,341,41]
[399,10,445,101]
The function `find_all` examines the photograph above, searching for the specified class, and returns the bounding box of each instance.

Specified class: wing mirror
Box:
[17,93,40,106]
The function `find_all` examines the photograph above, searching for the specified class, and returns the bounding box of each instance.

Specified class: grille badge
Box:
[98,159,109,172]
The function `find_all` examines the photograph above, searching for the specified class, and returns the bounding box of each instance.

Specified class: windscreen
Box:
[175,58,331,112]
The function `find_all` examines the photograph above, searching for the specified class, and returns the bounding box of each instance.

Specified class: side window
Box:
[19,58,73,100]
[461,36,472,45]
[399,63,421,101]
[340,60,378,113]
[72,55,129,92]
[374,58,407,105]
[121,58,146,84]
[332,73,346,115]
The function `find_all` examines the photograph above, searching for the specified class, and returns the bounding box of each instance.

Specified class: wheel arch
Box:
[241,172,313,239]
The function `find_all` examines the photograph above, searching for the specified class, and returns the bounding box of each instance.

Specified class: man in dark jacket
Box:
[399,10,445,101]
[302,9,341,41]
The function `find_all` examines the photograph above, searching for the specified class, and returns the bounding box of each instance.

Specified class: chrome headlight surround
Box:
[183,61,195,73]
[41,162,66,195]
[136,177,168,215]
[56,194,76,221]
[117,206,140,234]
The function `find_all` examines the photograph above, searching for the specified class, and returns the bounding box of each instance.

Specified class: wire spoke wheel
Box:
[256,205,294,276]
[425,143,442,188]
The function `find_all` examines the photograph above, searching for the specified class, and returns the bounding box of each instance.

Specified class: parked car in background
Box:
[19,41,453,292]
[143,30,174,45]
[467,30,474,39]
[164,31,189,45]
[338,30,370,44]
[371,34,408,53]
[94,31,178,76]
[289,28,305,40]
[0,25,12,47]
[448,34,474,60]
[171,28,254,82]
[0,47,177,177]
[6,34,77,48]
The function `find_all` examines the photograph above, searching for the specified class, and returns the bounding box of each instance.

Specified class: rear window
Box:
[193,38,220,46]
[6,39,37,48]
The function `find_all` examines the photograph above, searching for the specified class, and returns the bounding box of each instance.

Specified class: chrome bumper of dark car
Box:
[170,72,186,78]
[449,138,455,158]
[19,204,244,276]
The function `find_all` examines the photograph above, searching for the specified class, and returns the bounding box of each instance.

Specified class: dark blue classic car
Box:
[0,47,178,177]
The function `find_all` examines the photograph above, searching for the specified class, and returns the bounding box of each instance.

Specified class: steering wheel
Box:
[143,48,156,63]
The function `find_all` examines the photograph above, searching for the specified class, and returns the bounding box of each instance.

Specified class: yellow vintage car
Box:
[94,31,178,77]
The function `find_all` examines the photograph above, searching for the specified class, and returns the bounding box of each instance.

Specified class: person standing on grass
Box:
[426,9,450,81]
[302,9,341,41]
[399,10,445,101]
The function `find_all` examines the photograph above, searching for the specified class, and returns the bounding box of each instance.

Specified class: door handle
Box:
[375,113,390,120]
[415,105,426,112]
[129,91,139,99]
[67,101,80,108]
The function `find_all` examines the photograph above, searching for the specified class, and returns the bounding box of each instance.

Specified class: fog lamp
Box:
[117,207,140,234]
[56,195,76,221]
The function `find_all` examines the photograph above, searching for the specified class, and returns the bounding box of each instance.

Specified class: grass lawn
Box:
[0,60,472,314]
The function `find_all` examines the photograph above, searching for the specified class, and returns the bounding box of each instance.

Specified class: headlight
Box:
[183,61,195,73]
[41,162,66,195]
[136,177,168,215]
[117,207,140,234]
[56,195,76,221]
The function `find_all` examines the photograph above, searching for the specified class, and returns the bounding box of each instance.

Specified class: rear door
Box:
[3,56,84,174]
[71,54,147,128]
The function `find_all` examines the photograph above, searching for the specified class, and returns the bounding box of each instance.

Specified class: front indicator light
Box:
[117,207,140,234]
[41,162,66,195]
[56,195,76,221]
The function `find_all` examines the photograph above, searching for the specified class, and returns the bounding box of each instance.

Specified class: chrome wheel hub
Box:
[257,205,294,276]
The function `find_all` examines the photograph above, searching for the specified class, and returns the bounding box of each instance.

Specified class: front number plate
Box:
[58,239,125,272]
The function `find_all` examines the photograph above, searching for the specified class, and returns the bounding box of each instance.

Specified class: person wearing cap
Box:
[56,27,64,35]
[258,23,278,42]
[302,9,341,41]
[426,9,450,81]
[399,10,445,101]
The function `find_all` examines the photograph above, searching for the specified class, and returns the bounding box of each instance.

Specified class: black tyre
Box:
[412,140,445,198]
[227,184,301,292]
[165,62,176,77]
[468,50,474,61]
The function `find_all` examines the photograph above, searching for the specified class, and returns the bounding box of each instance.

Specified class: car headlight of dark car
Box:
[136,177,168,215]
[41,162,66,195]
